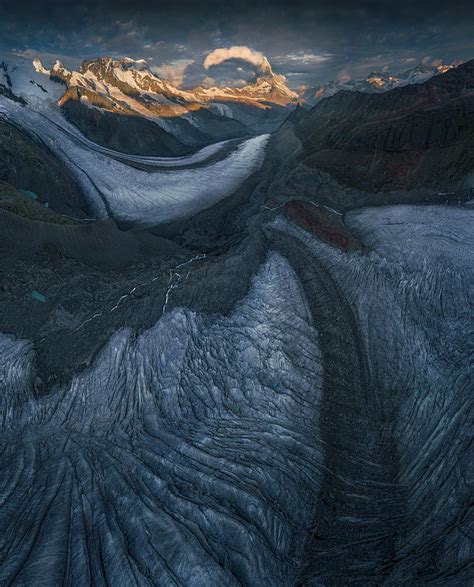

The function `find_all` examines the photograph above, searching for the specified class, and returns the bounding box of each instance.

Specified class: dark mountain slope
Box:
[60,91,192,157]
[291,59,474,193]
[60,86,251,156]
[0,121,89,217]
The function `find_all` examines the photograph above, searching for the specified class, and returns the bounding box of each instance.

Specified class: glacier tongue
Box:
[267,205,473,584]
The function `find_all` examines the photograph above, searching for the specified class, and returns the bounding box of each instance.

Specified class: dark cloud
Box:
[0,0,473,87]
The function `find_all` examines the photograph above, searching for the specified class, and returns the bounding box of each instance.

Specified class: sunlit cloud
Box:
[203,46,269,71]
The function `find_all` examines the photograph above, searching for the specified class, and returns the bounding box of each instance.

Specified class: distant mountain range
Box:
[34,56,463,116]
[1,53,468,160]
[299,61,463,106]
[32,55,465,123]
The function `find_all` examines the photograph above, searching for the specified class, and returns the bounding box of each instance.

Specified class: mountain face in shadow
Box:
[266,60,474,202]
[59,91,250,157]
[0,120,88,217]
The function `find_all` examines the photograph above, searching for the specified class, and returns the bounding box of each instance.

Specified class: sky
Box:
[0,0,473,89]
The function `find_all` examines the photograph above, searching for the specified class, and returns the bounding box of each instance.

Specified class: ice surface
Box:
[0,253,324,585]
[346,204,474,272]
[269,204,473,583]
[0,66,270,225]
[0,203,471,583]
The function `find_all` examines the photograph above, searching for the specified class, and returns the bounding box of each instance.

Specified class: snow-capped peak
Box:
[300,59,463,105]
[33,59,49,75]
[34,58,71,79]
[33,54,299,109]
[119,57,149,69]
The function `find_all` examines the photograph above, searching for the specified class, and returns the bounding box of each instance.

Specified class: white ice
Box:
[0,58,270,226]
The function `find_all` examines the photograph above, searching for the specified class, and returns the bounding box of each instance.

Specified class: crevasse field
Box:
[1,202,472,584]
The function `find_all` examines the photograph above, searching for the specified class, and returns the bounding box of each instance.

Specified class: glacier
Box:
[0,58,270,226]
[0,99,269,226]
[0,253,324,586]
[0,204,472,585]
[0,55,472,586]
[267,205,473,584]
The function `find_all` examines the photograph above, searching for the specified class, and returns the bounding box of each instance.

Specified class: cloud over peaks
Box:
[203,46,270,72]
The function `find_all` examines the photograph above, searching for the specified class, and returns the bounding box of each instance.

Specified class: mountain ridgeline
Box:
[269,59,474,200]
[33,56,297,156]
[299,60,461,106]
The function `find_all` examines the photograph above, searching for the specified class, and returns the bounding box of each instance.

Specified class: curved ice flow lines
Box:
[0,99,270,226]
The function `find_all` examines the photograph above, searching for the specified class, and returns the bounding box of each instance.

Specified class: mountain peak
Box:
[32,58,49,75]
[34,54,298,107]
[259,56,273,75]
